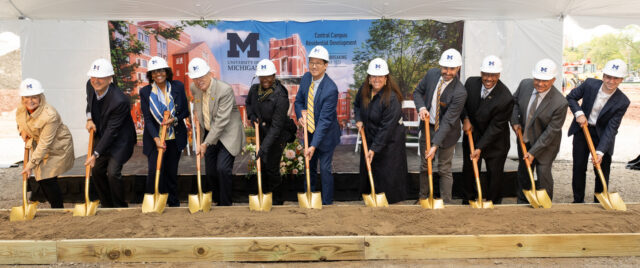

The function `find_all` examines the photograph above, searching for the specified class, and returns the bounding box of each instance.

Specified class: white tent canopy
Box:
[1,0,639,27]
[0,0,638,162]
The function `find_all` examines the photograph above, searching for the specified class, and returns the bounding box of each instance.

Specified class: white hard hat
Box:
[148,56,169,72]
[531,58,557,80]
[367,58,389,76]
[308,45,329,62]
[480,55,502,73]
[187,57,211,79]
[19,78,44,97]
[438,48,462,67]
[87,58,114,78]
[255,59,277,76]
[602,59,627,78]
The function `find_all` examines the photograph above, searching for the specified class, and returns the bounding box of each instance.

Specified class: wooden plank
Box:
[365,233,640,259]
[57,236,365,262]
[0,240,57,264]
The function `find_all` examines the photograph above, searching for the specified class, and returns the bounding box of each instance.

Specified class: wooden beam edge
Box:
[2,233,640,264]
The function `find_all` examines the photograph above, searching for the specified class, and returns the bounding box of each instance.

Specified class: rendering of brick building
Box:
[269,34,308,120]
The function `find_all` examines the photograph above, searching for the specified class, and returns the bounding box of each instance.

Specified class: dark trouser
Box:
[198,140,235,206]
[37,177,63,208]
[572,126,612,203]
[307,144,335,205]
[516,143,554,203]
[91,155,128,208]
[260,141,287,204]
[462,155,508,204]
[146,139,181,207]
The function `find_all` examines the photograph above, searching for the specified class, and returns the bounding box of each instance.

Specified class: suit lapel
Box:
[531,87,555,124]
[425,74,440,109]
[597,89,620,122]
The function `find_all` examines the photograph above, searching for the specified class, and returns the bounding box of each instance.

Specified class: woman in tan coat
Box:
[16,78,74,208]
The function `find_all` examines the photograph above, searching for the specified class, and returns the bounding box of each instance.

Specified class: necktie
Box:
[434,80,445,131]
[524,92,539,143]
[307,81,315,133]
[481,87,488,99]
[202,89,211,131]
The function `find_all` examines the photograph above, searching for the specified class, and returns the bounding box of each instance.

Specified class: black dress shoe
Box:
[630,162,640,170]
[627,154,640,165]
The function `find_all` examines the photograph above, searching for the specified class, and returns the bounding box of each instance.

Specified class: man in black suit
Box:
[461,55,514,204]
[413,48,467,203]
[84,58,137,208]
[567,59,630,203]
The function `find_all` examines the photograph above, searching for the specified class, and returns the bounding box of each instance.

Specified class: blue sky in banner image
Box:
[184,20,373,92]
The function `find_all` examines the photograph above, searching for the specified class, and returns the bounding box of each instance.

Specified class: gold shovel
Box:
[359,127,389,208]
[10,147,38,221]
[582,125,626,211]
[419,120,444,209]
[142,111,170,214]
[466,131,493,209]
[515,128,552,208]
[73,129,100,216]
[188,113,212,213]
[249,122,272,211]
[298,118,322,209]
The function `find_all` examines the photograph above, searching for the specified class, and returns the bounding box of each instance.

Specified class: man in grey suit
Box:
[413,48,467,203]
[188,58,245,206]
[511,59,568,202]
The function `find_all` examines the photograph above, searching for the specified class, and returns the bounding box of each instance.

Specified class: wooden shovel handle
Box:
[466,130,482,201]
[156,111,170,171]
[359,127,376,195]
[581,124,608,193]
[423,119,432,175]
[515,128,537,192]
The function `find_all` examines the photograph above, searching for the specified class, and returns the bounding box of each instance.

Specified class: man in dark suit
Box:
[461,55,514,204]
[294,45,341,205]
[413,48,467,203]
[84,58,136,208]
[567,59,630,203]
[511,59,568,202]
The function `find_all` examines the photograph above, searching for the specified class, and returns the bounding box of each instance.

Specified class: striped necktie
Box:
[434,80,445,131]
[307,81,315,133]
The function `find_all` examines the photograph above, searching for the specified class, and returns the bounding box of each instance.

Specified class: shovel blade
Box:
[595,192,626,211]
[187,192,213,214]
[73,200,100,217]
[419,197,444,209]
[10,202,38,222]
[141,193,168,214]
[362,193,389,208]
[522,190,541,208]
[535,190,552,209]
[249,192,273,212]
[202,192,213,212]
[469,199,494,209]
[297,192,323,209]
[188,194,202,214]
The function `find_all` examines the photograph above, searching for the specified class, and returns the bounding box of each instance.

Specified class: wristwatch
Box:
[93,151,100,159]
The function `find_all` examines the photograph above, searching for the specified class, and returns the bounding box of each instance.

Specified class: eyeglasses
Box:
[309,62,325,67]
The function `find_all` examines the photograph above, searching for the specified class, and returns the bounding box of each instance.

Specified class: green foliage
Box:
[108,20,217,93]
[351,19,464,98]
[564,25,640,74]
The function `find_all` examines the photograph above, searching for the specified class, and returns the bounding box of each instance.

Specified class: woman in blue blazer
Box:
[139,56,189,207]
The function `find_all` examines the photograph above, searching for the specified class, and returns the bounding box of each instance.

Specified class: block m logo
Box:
[227,32,259,58]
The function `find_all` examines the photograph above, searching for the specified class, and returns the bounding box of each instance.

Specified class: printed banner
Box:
[109,19,463,144]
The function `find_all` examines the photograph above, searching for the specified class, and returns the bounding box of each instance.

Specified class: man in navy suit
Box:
[567,59,630,203]
[294,45,341,205]
[84,58,137,208]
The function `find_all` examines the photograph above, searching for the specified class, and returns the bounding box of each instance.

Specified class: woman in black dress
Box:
[354,58,408,204]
